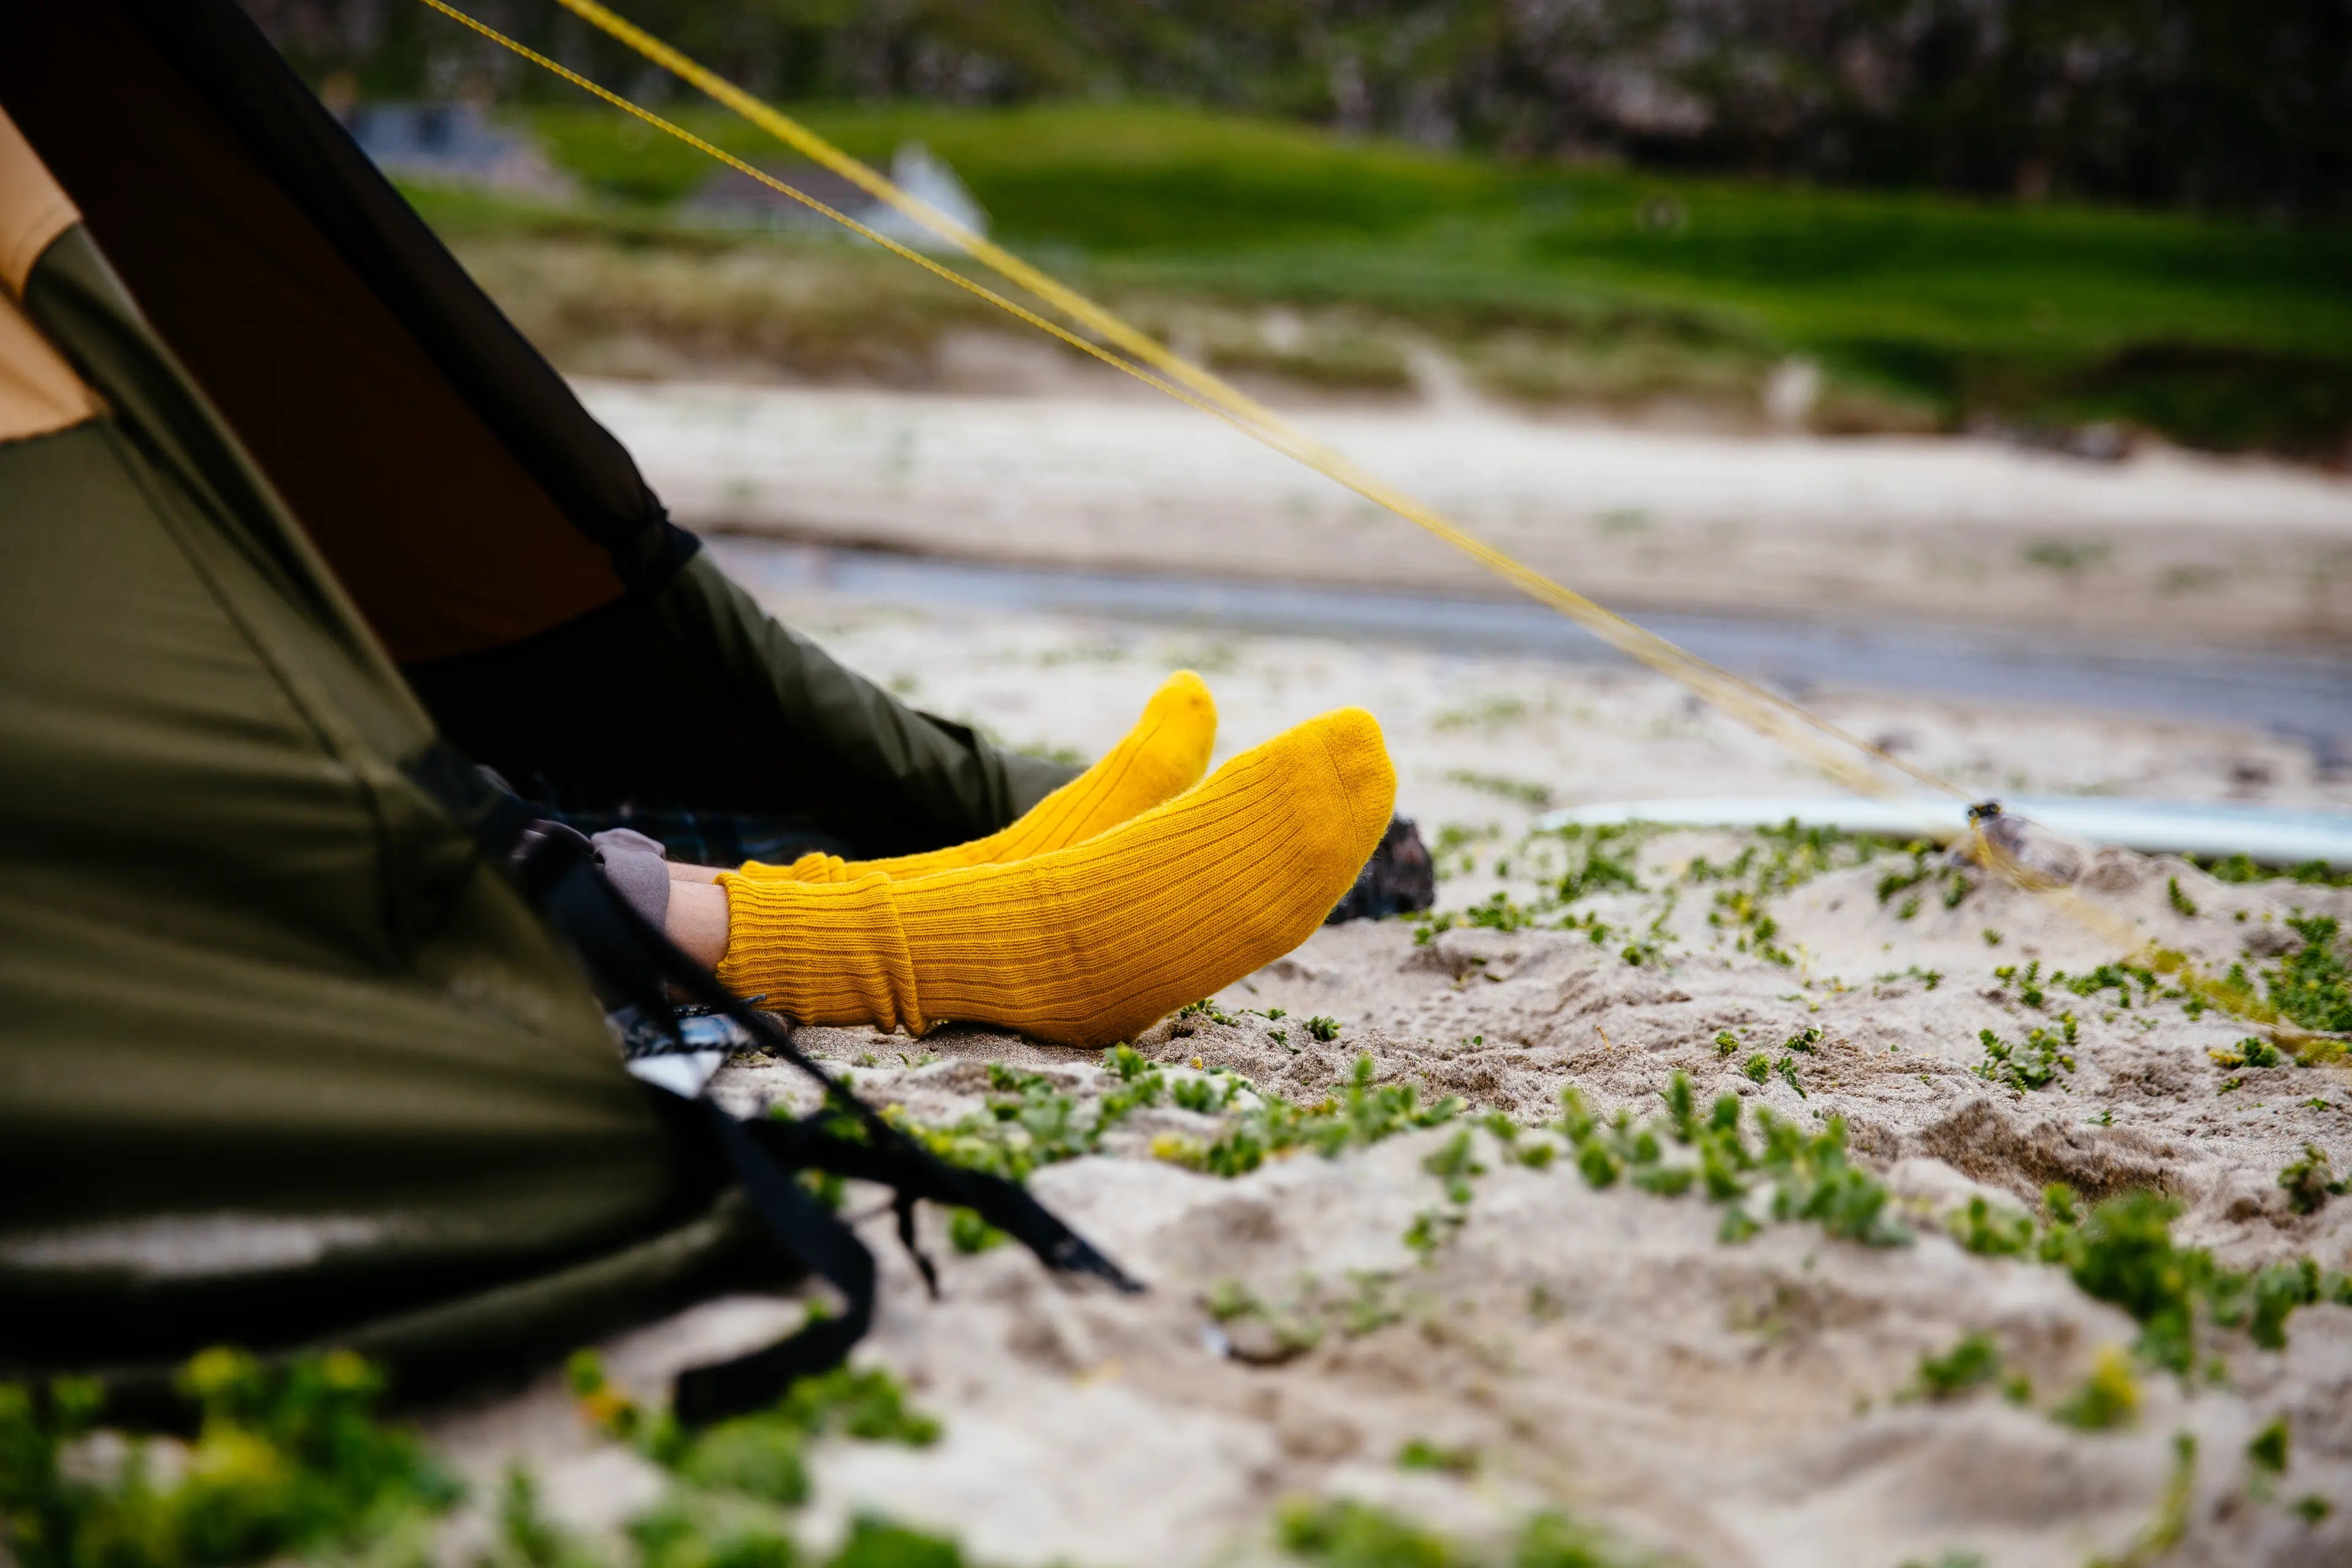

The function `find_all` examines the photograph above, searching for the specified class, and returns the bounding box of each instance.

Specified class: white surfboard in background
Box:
[1532,796,2352,869]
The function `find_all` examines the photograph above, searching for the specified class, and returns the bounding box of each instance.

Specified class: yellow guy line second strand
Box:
[524,0,1963,810]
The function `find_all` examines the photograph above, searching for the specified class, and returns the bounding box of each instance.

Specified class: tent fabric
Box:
[0,0,1092,1385]
[0,208,751,1376]
[0,0,1077,851]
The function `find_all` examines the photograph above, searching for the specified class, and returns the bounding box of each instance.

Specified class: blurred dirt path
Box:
[583,379,2352,650]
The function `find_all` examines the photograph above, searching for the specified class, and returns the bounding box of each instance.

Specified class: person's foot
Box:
[716,707,1395,1048]
[741,670,1218,883]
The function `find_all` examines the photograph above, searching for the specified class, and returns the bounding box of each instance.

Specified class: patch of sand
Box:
[423,600,2351,1568]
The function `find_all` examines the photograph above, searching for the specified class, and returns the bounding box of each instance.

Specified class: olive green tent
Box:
[0,0,1095,1403]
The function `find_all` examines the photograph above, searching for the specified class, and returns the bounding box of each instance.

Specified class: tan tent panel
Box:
[0,104,77,290]
[0,108,100,443]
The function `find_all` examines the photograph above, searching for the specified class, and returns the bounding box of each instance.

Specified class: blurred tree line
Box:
[246,0,2351,216]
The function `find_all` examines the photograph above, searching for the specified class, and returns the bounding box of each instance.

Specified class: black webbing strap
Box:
[744,1112,1125,1280]
[675,1101,876,1425]
[404,746,1140,1427]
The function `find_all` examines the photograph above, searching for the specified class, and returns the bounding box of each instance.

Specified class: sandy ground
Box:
[581,376,2352,650]
[424,592,2352,1568]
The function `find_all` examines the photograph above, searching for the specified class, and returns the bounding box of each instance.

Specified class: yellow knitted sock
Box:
[716,707,1394,1048]
[740,670,1217,884]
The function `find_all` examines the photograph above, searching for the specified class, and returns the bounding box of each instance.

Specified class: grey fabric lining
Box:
[591,827,671,932]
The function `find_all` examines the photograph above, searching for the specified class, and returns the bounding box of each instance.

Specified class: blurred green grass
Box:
[429,101,2352,453]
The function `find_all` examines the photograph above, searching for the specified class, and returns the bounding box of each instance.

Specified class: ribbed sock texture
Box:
[716,707,1395,1048]
[740,670,1216,884]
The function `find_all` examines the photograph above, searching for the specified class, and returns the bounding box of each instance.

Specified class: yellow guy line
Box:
[1962,821,2339,1058]
[414,0,2335,1055]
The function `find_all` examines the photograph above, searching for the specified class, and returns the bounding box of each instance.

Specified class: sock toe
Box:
[1146,669,1218,778]
[1310,707,1398,855]
[1152,668,1214,714]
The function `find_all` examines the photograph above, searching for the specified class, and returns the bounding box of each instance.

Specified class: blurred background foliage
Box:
[243,1,2352,460]
[245,0,2352,215]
